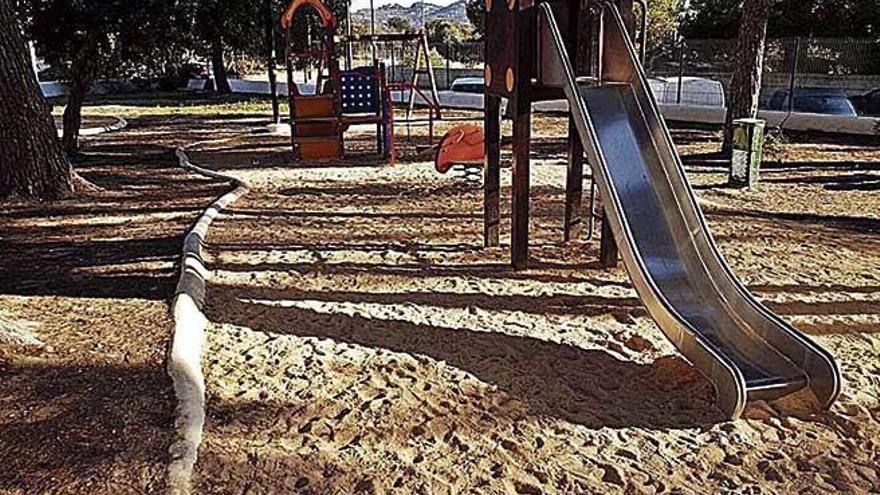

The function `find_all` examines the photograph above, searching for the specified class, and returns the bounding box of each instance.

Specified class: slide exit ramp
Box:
[538,2,840,418]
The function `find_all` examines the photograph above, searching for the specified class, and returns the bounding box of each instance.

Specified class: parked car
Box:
[762,88,857,116]
[449,77,485,94]
[649,76,725,107]
[850,88,880,116]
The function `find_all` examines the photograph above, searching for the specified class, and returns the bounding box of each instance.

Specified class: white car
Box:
[649,76,725,107]
[449,77,485,94]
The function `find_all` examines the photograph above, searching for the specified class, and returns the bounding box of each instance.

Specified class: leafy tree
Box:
[467,0,678,44]
[0,0,73,199]
[426,19,473,45]
[680,0,740,38]
[385,16,416,34]
[194,0,262,93]
[425,18,478,65]
[465,0,485,37]
[684,0,880,38]
[21,0,191,152]
[643,0,682,46]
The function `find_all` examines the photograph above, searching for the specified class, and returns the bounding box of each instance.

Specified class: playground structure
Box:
[435,0,841,418]
[344,31,443,145]
[280,0,442,161]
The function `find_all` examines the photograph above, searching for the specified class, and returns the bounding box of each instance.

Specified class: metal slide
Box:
[538,2,840,418]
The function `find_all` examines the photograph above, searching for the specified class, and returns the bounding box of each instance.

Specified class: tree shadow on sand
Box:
[0,362,172,493]
[206,289,725,431]
[0,140,229,299]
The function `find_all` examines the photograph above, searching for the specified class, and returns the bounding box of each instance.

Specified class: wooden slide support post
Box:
[481,0,637,270]
[563,115,584,241]
[510,22,533,269]
[562,2,589,242]
[483,94,502,247]
[483,0,537,270]
[599,211,619,267]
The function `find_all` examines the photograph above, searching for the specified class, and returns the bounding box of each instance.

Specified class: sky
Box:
[349,0,459,14]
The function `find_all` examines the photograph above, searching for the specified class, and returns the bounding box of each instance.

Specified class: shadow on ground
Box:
[206,289,723,431]
[0,361,173,494]
[0,135,229,299]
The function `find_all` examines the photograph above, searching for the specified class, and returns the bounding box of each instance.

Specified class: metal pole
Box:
[390,43,396,82]
[676,40,684,104]
[346,0,353,70]
[306,23,312,82]
[446,42,451,89]
[787,37,801,114]
[370,0,376,61]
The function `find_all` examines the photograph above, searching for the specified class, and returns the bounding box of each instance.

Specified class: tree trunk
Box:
[210,34,232,94]
[722,0,773,153]
[265,0,280,124]
[0,0,74,200]
[62,78,88,154]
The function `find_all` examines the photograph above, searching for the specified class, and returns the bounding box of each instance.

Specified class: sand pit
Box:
[191,125,879,494]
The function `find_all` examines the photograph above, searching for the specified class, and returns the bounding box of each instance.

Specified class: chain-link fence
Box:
[334,38,483,88]
[290,36,880,115]
[645,37,880,113]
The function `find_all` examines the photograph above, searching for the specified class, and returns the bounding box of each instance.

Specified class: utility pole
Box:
[370,0,376,61]
[346,0,353,69]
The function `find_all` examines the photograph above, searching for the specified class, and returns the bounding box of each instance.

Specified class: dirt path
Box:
[194,127,880,494]
[0,114,257,494]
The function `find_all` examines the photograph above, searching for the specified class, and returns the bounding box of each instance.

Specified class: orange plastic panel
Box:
[434,124,485,173]
[280,0,337,29]
[297,138,343,160]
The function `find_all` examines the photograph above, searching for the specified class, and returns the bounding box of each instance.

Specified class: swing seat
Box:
[434,124,485,173]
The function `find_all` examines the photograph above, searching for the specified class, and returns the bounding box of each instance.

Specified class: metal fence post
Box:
[446,42,452,89]
[677,40,685,104]
[787,37,802,113]
[390,43,396,83]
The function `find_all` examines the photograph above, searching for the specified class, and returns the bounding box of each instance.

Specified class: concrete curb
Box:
[166,143,249,495]
[56,116,128,137]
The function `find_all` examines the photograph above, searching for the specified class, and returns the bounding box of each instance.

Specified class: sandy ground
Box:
[190,122,880,494]
[0,113,255,494]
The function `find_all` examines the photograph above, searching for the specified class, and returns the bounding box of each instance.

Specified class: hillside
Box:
[351,0,470,29]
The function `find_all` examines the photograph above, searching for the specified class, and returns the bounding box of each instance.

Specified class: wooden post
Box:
[563,115,584,241]
[484,93,502,247]
[510,9,534,270]
[564,1,588,242]
[599,211,618,267]
[511,100,531,269]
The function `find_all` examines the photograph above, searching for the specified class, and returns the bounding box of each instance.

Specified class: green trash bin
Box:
[729,118,765,188]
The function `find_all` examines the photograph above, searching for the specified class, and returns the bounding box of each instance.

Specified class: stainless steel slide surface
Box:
[538,2,840,418]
